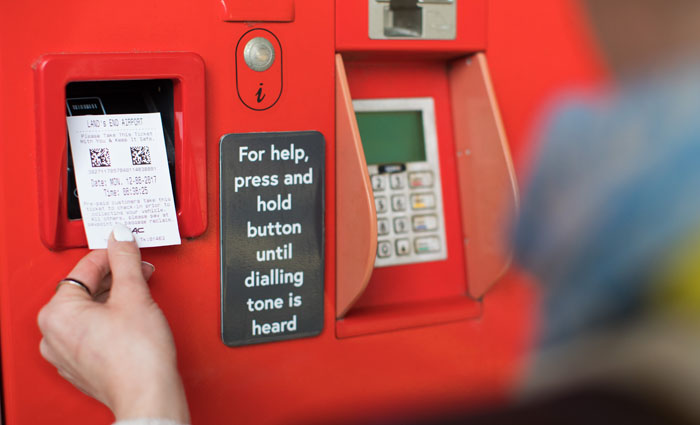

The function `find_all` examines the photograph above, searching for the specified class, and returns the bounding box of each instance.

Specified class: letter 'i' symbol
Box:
[256,83,266,103]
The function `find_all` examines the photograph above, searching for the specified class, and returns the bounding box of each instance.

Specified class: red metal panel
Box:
[220,0,295,23]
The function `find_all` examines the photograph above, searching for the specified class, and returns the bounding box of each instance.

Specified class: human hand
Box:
[38,224,190,423]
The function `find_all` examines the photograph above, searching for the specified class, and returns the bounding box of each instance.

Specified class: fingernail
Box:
[112,223,134,242]
[142,261,156,273]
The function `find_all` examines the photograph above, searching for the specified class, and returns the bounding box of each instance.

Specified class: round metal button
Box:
[243,37,275,72]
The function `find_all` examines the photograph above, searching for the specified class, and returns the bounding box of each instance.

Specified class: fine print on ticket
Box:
[67,113,181,249]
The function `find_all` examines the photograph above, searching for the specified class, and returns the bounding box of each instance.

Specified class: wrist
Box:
[111,366,190,424]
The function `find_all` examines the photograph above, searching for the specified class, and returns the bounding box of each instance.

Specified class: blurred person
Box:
[38,224,189,425]
[511,0,700,423]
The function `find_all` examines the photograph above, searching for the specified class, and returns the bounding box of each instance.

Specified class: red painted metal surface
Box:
[220,0,295,23]
[0,0,604,424]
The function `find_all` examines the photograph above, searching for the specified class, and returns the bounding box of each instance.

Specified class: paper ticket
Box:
[66,113,181,249]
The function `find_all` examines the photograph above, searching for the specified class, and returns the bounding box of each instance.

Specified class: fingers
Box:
[141,261,156,282]
[92,261,156,302]
[55,250,111,300]
[39,338,56,364]
[107,224,149,302]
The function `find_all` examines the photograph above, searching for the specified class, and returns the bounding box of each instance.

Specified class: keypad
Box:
[372,168,445,266]
[353,96,448,267]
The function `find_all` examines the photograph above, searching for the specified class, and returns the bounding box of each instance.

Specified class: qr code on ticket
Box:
[130,146,152,165]
[89,148,111,167]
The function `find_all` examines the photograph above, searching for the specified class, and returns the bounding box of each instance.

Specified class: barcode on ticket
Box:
[130,146,152,165]
[89,148,111,167]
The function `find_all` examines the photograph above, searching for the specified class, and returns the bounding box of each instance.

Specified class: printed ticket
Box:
[67,113,181,249]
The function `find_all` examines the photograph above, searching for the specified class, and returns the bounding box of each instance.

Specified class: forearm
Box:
[114,420,188,425]
[110,364,190,424]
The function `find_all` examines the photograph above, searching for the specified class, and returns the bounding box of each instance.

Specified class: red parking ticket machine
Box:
[0,1,602,424]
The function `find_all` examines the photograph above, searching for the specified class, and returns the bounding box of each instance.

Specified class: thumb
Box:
[107,223,149,303]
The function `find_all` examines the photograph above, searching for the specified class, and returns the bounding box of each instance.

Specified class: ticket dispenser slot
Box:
[34,53,207,250]
[65,80,177,220]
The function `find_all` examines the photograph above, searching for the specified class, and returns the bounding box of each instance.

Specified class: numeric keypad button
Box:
[393,216,409,234]
[377,241,392,258]
[378,218,390,236]
[371,175,387,192]
[390,173,406,190]
[391,195,407,212]
[396,239,410,256]
[375,196,388,214]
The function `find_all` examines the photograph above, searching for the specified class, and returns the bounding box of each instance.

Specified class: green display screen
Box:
[356,111,426,165]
